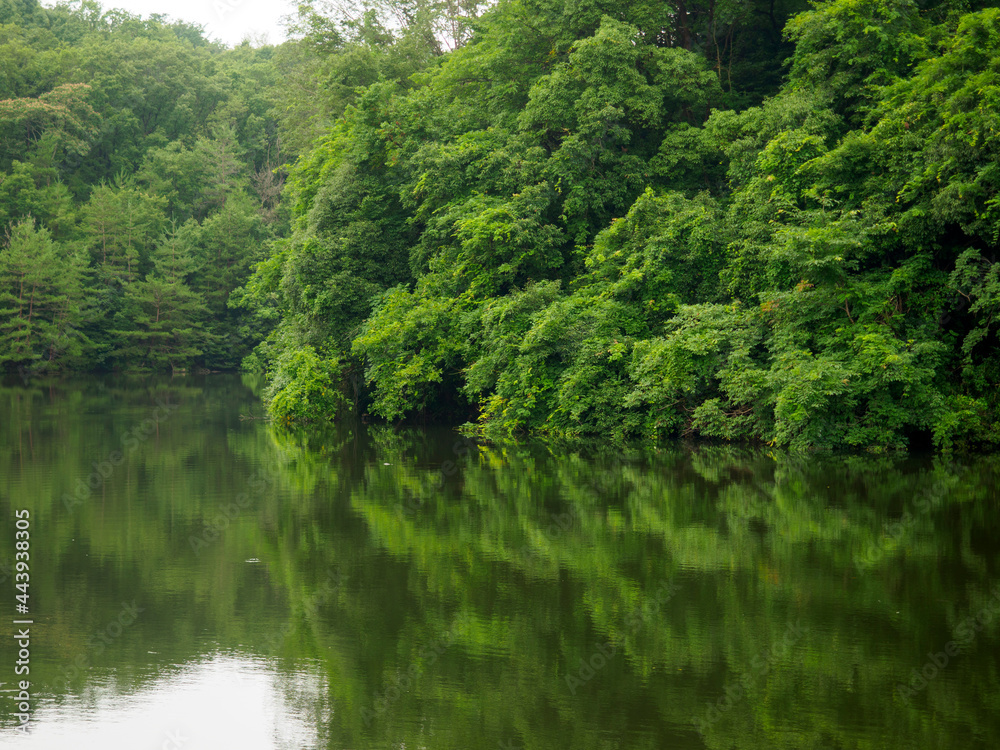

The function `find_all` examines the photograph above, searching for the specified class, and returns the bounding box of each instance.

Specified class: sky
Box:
[56,0,297,47]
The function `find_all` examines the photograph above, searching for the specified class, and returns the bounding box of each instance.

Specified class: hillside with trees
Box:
[4,0,1000,452]
[0,0,288,373]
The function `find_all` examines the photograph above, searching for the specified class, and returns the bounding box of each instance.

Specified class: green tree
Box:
[0,82,99,173]
[83,176,167,285]
[0,217,89,370]
[186,191,272,368]
[113,232,210,370]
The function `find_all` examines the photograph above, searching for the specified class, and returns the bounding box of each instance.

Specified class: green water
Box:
[0,374,998,749]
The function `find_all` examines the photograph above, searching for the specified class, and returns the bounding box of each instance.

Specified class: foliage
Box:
[0,0,290,375]
[0,217,90,370]
[5,0,1000,447]
[112,232,211,370]
[313,0,1000,449]
[264,344,349,422]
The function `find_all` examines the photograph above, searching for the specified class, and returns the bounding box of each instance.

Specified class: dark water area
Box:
[0,374,998,749]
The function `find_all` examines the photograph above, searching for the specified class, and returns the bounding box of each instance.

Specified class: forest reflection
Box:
[0,374,998,749]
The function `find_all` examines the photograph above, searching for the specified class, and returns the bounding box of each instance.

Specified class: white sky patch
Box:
[45,0,296,47]
[5,652,327,749]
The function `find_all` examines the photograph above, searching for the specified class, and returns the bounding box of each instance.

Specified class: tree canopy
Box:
[0,0,289,372]
[3,0,1000,451]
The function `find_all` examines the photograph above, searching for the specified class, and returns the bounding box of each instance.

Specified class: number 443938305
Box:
[15,509,30,609]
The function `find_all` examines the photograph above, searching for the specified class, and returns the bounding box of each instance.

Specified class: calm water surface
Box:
[1,374,998,749]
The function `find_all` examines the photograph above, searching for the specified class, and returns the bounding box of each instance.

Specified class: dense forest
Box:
[3,0,1000,451]
[0,0,289,374]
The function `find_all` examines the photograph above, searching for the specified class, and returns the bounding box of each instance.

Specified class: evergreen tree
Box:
[83,176,167,285]
[0,217,89,370]
[114,232,211,370]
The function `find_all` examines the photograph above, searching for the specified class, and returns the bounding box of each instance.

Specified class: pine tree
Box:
[114,231,212,371]
[83,175,167,286]
[0,217,89,371]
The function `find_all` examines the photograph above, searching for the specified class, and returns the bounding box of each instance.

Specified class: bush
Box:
[264,346,347,423]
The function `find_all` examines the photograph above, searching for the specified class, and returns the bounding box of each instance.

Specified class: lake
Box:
[1,374,998,749]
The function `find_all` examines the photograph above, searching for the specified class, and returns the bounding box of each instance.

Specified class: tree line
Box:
[243,0,1000,451]
[4,0,1000,450]
[0,0,287,373]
